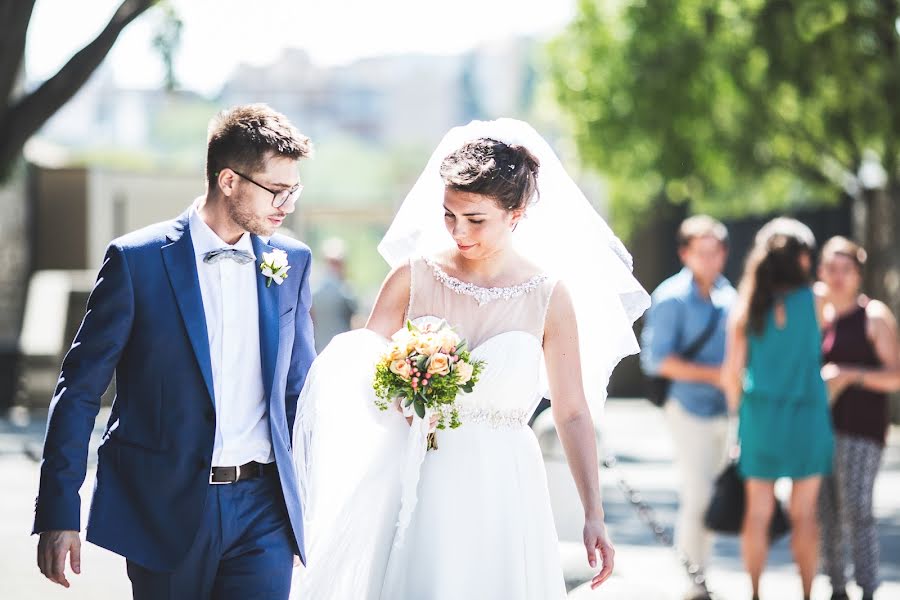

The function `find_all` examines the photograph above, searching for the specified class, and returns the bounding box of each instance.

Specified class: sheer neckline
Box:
[422,256,549,306]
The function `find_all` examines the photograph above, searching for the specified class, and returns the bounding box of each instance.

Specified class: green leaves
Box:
[549,0,900,233]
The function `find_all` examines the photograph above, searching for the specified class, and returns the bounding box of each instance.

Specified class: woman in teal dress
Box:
[722,218,834,600]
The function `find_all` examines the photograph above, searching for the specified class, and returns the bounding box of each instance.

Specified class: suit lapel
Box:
[252,235,279,405]
[161,214,216,406]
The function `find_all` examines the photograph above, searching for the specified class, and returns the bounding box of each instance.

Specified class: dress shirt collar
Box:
[189,201,255,260]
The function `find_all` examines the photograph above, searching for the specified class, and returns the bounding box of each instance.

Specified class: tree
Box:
[550,0,900,316]
[152,2,183,92]
[0,0,158,179]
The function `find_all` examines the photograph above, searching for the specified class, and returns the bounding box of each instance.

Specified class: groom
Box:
[33,104,315,599]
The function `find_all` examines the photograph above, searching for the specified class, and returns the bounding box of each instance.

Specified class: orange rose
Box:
[387,342,408,361]
[426,353,451,376]
[454,361,474,384]
[437,329,461,353]
[390,359,412,380]
[414,333,442,356]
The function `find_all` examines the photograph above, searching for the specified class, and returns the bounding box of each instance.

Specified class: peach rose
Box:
[391,329,417,354]
[414,333,442,356]
[454,361,474,385]
[437,329,461,353]
[426,353,451,376]
[387,342,408,361]
[390,359,412,380]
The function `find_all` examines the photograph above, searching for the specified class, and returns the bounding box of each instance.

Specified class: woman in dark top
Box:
[817,236,900,600]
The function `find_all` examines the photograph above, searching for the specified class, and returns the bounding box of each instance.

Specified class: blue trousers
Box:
[127,471,295,600]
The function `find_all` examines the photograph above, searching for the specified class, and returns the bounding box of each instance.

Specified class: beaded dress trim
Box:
[423,257,548,306]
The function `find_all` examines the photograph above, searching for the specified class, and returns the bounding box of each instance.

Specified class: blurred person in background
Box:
[817,236,900,600]
[722,217,833,600]
[640,215,736,600]
[311,237,358,352]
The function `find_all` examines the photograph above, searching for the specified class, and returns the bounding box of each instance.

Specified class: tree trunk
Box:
[0,167,29,409]
[0,0,155,179]
[861,185,900,317]
[860,184,900,422]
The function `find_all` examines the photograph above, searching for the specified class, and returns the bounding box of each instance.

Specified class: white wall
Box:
[86,169,205,267]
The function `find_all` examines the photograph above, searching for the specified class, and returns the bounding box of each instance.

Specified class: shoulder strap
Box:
[682,305,722,359]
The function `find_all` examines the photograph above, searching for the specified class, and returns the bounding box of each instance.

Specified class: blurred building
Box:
[38,63,212,159]
[37,38,542,157]
[212,38,540,148]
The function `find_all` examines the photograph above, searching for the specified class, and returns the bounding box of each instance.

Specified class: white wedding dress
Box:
[292,255,567,599]
[293,118,652,600]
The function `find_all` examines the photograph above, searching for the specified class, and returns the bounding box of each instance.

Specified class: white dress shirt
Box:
[189,206,273,466]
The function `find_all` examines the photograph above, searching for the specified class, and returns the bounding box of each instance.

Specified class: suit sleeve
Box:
[33,243,135,534]
[285,250,316,432]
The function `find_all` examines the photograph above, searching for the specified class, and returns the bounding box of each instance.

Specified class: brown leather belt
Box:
[209,461,277,484]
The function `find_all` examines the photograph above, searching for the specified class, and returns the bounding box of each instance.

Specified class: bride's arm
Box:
[543,282,614,590]
[365,263,411,339]
[366,263,429,426]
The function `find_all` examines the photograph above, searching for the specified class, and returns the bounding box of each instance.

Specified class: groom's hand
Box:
[37,530,81,588]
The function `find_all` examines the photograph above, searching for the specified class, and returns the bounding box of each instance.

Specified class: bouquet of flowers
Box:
[373,320,485,450]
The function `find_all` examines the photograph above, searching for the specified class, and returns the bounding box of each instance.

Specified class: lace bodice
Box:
[407,256,557,350]
[404,256,557,420]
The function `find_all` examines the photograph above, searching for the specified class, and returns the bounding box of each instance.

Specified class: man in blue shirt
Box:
[641,215,736,600]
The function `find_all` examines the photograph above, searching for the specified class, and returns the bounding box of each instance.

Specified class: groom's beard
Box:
[227,191,276,237]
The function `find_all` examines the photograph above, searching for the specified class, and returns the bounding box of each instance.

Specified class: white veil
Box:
[292,119,649,599]
[378,118,650,406]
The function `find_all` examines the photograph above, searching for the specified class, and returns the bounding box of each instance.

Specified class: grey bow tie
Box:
[203,248,254,265]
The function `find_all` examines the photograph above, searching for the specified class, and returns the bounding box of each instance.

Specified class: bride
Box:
[292,119,649,599]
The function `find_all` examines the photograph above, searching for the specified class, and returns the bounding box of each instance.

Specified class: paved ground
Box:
[2,400,897,599]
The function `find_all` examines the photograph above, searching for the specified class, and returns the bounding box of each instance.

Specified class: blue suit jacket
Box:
[33,209,316,570]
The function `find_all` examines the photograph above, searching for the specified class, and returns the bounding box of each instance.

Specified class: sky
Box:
[26,0,576,95]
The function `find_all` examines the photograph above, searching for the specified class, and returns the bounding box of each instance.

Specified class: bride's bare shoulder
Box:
[428,249,455,271]
[502,253,546,284]
[514,256,546,281]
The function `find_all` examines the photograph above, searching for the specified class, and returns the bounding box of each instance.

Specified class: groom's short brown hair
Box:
[206,103,312,188]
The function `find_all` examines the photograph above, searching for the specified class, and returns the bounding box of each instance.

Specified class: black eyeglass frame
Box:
[219,168,303,209]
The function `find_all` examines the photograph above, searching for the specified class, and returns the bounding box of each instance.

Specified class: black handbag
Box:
[704,461,791,542]
[645,305,722,408]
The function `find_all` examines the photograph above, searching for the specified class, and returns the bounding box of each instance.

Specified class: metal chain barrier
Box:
[602,453,716,600]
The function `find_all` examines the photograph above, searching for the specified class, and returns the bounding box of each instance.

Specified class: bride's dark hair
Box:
[738,217,816,334]
[439,138,540,211]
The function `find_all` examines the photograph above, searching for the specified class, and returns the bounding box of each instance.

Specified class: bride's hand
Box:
[404,414,440,429]
[584,516,614,589]
[397,403,439,429]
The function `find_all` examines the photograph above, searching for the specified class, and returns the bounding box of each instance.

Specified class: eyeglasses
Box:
[226,168,303,209]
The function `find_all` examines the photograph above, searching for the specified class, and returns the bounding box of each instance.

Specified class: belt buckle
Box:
[209,465,240,485]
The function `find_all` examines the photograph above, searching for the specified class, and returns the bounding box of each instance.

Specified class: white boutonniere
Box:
[260,249,291,287]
